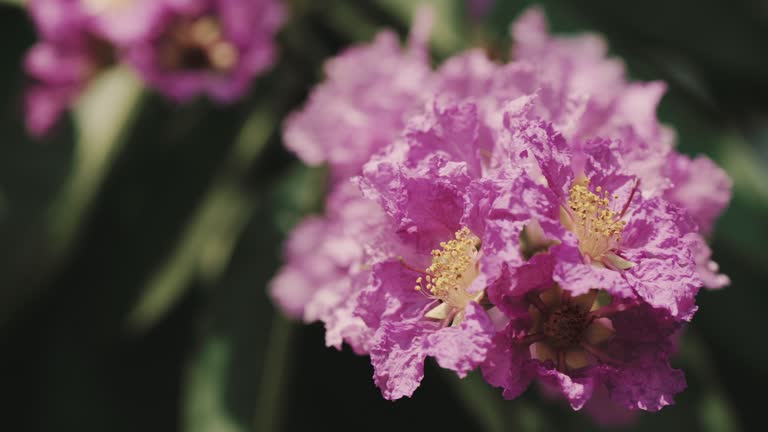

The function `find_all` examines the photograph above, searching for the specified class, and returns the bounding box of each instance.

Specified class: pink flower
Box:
[495,104,701,321]
[481,254,686,411]
[509,8,731,288]
[269,6,732,416]
[357,157,494,399]
[24,0,284,135]
[125,0,284,102]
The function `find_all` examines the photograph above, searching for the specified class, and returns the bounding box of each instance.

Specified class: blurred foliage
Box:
[0,0,766,431]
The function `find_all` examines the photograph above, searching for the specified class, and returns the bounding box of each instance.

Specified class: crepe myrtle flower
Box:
[481,253,686,412]
[353,99,516,400]
[355,177,499,400]
[24,0,117,135]
[509,8,732,288]
[494,101,701,322]
[125,0,284,102]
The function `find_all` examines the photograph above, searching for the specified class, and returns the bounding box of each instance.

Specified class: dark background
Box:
[0,0,766,430]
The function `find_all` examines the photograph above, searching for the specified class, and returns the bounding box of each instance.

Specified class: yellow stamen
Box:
[415,227,482,321]
[565,179,627,262]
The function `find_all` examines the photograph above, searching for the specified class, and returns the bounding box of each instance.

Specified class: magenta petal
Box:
[537,366,596,410]
[360,155,472,253]
[427,302,495,376]
[481,328,536,400]
[690,234,730,289]
[404,100,483,177]
[622,198,701,320]
[663,153,732,234]
[553,241,635,299]
[370,320,430,400]
[601,359,686,411]
[371,302,494,400]
[283,29,430,182]
[582,385,640,426]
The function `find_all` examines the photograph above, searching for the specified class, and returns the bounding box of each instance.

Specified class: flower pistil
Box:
[518,286,618,372]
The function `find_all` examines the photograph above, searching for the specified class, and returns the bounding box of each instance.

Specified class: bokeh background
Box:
[1,0,766,430]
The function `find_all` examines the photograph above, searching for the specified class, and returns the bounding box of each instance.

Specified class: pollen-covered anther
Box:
[564,179,632,266]
[414,227,483,323]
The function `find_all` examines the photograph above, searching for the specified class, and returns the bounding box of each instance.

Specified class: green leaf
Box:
[679,332,743,432]
[181,162,324,432]
[48,67,145,252]
[126,107,275,331]
[0,67,143,326]
[375,0,469,56]
[444,371,508,432]
[254,315,295,432]
[184,337,248,432]
[444,370,556,432]
[0,0,24,7]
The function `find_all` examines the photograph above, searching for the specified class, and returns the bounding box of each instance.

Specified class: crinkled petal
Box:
[596,302,685,411]
[356,260,427,330]
[582,385,640,426]
[481,328,536,400]
[689,233,730,289]
[553,239,635,299]
[268,267,317,320]
[600,359,685,412]
[404,100,483,177]
[503,113,572,197]
[536,366,596,410]
[622,197,700,320]
[284,29,430,181]
[663,153,732,234]
[360,155,472,253]
[426,302,495,376]
[371,302,493,400]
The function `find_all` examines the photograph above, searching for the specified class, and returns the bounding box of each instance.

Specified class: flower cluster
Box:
[24,0,283,136]
[270,7,732,421]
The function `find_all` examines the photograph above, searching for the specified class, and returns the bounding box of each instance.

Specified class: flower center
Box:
[160,16,239,73]
[543,304,588,349]
[521,286,616,372]
[83,34,116,78]
[563,179,627,264]
[414,227,482,323]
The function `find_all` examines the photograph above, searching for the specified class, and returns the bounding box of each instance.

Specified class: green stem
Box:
[254,314,295,432]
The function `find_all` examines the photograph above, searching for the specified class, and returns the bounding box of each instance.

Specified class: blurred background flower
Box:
[0,0,766,431]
